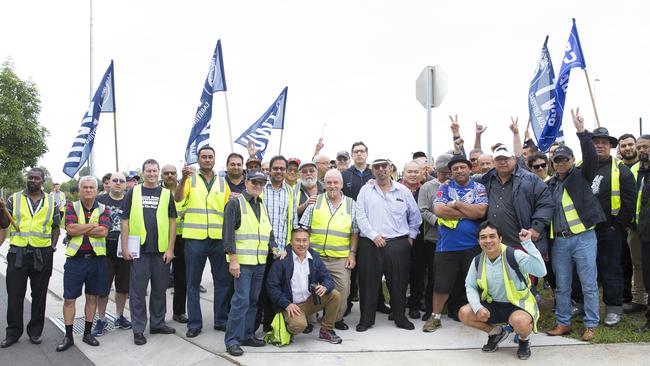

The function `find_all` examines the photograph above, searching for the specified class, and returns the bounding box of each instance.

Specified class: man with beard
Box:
[633,135,650,332]
[0,168,60,348]
[225,153,246,195]
[295,161,324,218]
[619,134,648,314]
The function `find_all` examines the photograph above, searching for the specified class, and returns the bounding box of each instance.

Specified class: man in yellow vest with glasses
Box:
[175,145,231,337]
[0,168,60,348]
[546,108,607,341]
[300,168,359,331]
[57,176,111,352]
[121,159,177,346]
[222,169,275,356]
[460,222,546,360]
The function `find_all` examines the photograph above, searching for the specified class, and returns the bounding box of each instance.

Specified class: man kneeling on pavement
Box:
[459,221,546,360]
[267,226,343,344]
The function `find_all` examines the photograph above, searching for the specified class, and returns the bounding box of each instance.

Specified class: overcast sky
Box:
[2,0,649,182]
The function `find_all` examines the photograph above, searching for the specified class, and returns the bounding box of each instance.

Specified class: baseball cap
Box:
[298,161,317,170]
[246,169,267,182]
[552,146,574,162]
[287,158,301,167]
[493,145,514,159]
[336,151,350,160]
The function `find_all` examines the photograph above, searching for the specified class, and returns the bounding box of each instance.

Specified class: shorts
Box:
[481,301,524,324]
[63,256,108,299]
[105,256,131,295]
[433,247,479,293]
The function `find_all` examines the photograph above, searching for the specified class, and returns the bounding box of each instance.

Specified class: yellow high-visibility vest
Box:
[128,185,171,252]
[550,189,593,239]
[230,195,272,265]
[182,173,229,240]
[476,244,539,333]
[66,201,107,257]
[9,192,55,248]
[631,162,641,224]
[310,193,353,258]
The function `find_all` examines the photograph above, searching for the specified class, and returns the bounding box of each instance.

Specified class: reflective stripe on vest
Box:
[310,194,353,257]
[230,195,272,265]
[66,201,107,257]
[550,189,589,239]
[128,185,171,252]
[437,217,459,229]
[182,173,228,240]
[611,158,621,216]
[475,244,539,333]
[631,162,641,224]
[9,192,55,247]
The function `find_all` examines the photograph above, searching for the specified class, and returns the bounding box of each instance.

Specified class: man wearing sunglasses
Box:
[527,153,550,182]
[94,172,132,336]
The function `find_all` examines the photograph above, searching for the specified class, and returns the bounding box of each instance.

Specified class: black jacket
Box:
[637,164,650,240]
[591,156,636,230]
[341,165,374,201]
[547,131,607,232]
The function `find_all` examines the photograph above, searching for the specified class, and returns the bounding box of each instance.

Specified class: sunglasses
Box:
[532,163,547,170]
[111,178,126,183]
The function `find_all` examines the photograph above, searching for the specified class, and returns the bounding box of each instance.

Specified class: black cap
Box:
[447,155,473,170]
[592,127,618,148]
[552,146,574,162]
[336,151,350,160]
[246,169,267,182]
[126,171,140,181]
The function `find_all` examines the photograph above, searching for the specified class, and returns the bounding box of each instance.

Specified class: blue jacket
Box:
[266,247,335,313]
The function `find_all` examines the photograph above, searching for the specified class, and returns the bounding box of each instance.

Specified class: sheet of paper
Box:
[117,235,141,259]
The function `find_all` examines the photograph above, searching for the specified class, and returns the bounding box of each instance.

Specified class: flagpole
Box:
[278,129,284,155]
[224,92,234,152]
[88,0,95,176]
[112,112,119,171]
[583,69,601,128]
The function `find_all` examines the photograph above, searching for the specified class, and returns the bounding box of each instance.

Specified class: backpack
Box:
[473,247,541,300]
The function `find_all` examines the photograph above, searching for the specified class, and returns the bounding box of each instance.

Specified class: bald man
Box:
[314,155,331,184]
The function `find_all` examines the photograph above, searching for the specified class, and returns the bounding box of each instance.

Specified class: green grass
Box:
[537,282,650,343]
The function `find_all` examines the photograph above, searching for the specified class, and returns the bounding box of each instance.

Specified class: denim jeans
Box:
[552,229,600,328]
[224,264,265,347]
[185,239,232,331]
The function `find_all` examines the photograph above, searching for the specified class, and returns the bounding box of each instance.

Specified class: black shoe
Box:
[351,294,359,302]
[388,312,394,321]
[334,320,349,330]
[134,332,147,345]
[356,324,371,332]
[262,324,272,333]
[0,337,18,348]
[82,333,99,346]
[186,328,201,338]
[482,328,510,352]
[421,312,432,321]
[517,339,531,360]
[214,324,226,331]
[56,336,74,352]
[302,323,314,334]
[173,314,189,323]
[199,285,207,293]
[634,321,650,333]
[241,337,265,347]
[344,303,352,317]
[150,325,176,334]
[29,335,42,345]
[623,302,648,314]
[376,303,391,314]
[408,308,420,319]
[395,320,415,330]
[227,344,244,356]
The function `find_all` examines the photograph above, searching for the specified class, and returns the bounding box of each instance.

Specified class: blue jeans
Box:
[224,264,265,347]
[185,239,232,331]
[552,230,600,328]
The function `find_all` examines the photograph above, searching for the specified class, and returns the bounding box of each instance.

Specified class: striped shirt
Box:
[65,200,111,253]
[263,182,298,248]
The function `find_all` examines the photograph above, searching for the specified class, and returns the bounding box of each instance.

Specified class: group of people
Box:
[1,107,650,360]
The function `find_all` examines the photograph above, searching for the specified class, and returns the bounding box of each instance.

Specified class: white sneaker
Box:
[604,313,621,327]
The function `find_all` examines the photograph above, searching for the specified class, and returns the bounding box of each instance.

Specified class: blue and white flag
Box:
[235,87,288,159]
[184,39,227,164]
[63,61,116,178]
[528,36,559,151]
[538,19,586,151]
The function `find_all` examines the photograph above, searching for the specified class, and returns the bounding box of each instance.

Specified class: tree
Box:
[0,59,49,190]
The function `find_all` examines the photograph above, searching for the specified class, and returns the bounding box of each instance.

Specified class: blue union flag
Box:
[235,87,288,159]
[63,61,116,178]
[528,36,559,151]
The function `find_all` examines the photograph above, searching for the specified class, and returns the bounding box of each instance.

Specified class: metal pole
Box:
[583,69,601,128]
[113,112,119,171]
[426,67,432,165]
[88,0,95,176]
[641,117,643,136]
[224,92,234,153]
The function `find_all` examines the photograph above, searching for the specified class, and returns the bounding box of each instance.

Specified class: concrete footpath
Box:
[1,240,649,365]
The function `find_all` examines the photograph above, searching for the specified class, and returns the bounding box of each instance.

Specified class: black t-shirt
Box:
[97,193,125,256]
[121,186,177,253]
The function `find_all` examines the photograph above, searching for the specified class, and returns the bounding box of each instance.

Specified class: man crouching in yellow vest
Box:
[459,221,546,361]
[121,159,177,346]
[57,176,110,352]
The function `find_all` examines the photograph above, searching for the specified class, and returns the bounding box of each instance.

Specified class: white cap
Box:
[493,145,514,158]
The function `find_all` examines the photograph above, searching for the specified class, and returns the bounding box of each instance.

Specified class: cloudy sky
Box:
[2,0,649,182]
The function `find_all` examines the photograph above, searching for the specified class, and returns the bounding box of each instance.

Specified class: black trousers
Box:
[358,237,410,326]
[641,241,650,320]
[621,229,634,303]
[596,227,624,308]
[256,253,276,330]
[172,236,187,315]
[5,247,53,339]
[407,239,435,313]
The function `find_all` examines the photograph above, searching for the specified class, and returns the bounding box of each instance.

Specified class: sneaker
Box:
[318,329,342,344]
[516,339,531,360]
[91,319,107,337]
[199,285,207,293]
[604,313,621,327]
[115,315,132,329]
[482,327,510,352]
[422,317,441,333]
